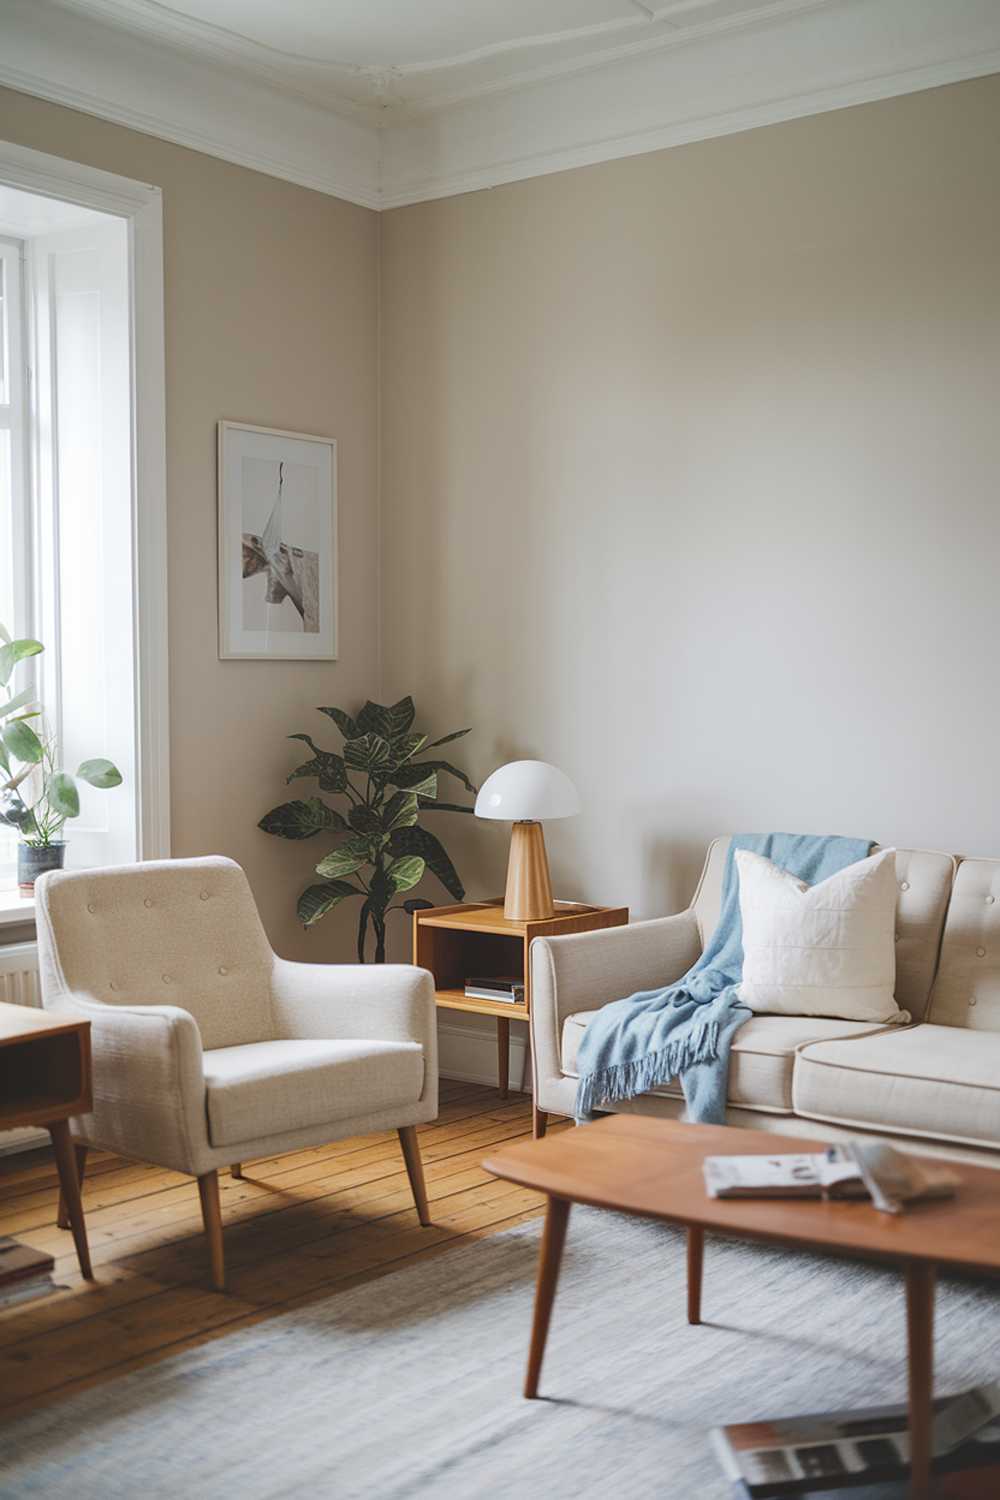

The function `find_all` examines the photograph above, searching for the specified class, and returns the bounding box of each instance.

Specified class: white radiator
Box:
[0,941,47,1155]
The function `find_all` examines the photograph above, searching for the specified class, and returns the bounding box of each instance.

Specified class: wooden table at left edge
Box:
[0,1000,94,1279]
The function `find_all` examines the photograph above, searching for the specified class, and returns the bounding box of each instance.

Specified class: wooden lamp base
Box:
[504,821,554,921]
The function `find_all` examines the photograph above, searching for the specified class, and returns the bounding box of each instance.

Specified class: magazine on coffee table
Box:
[712,1381,1000,1497]
[703,1142,958,1213]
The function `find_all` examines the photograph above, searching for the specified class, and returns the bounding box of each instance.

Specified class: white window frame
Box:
[0,141,170,863]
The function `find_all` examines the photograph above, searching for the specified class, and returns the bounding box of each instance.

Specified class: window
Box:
[0,198,137,882]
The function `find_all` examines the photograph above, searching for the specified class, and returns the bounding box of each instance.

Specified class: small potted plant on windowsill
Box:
[0,627,123,891]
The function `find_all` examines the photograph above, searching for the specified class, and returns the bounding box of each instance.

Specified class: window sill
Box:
[0,886,36,927]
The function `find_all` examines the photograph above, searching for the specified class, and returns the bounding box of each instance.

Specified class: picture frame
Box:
[217,420,337,660]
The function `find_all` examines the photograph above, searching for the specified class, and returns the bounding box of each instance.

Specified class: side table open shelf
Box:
[412,899,628,1104]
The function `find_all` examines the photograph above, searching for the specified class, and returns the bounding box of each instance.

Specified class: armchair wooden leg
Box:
[532,1104,548,1140]
[197,1171,226,1291]
[398,1126,431,1226]
[56,1143,88,1230]
[231,1162,243,1179]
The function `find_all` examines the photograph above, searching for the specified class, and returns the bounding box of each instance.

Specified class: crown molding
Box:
[0,0,382,208]
[380,0,1000,208]
[1,0,999,212]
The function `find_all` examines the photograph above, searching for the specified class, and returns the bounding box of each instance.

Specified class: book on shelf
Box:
[463,975,525,1004]
[703,1142,959,1214]
[0,1236,57,1309]
[714,1380,1000,1497]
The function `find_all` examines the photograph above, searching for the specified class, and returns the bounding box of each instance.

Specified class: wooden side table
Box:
[0,1001,94,1279]
[413,899,628,1117]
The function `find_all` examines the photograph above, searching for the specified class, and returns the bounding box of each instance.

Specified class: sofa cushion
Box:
[737,847,901,1022]
[203,1038,425,1147]
[560,1011,889,1113]
[693,842,955,1021]
[927,858,1000,1032]
[793,1024,1000,1148]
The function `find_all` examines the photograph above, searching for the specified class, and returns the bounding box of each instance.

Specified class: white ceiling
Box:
[47,0,839,118]
[3,0,1000,207]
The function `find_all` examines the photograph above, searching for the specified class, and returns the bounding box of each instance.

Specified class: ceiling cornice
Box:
[1,0,999,212]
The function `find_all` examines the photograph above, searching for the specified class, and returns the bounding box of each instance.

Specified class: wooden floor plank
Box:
[0,1084,549,1415]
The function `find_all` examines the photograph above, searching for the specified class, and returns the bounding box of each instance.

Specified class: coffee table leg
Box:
[906,1262,935,1500]
[524,1195,571,1399]
[687,1226,704,1325]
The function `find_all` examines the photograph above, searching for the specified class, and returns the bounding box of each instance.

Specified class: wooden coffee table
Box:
[484,1114,1000,1499]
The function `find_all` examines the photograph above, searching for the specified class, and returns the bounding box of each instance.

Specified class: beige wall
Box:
[0,86,380,961]
[380,73,1000,950]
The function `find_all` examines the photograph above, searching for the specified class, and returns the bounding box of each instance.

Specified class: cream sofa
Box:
[531,838,1000,1166]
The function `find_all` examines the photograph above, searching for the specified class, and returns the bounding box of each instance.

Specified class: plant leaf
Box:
[402,897,435,915]
[0,622,9,644]
[297,880,363,928]
[387,855,425,892]
[2,718,43,765]
[355,697,415,742]
[385,763,438,798]
[386,731,427,769]
[317,706,358,739]
[47,771,80,819]
[348,804,382,835]
[417,800,475,814]
[287,736,347,793]
[343,732,394,773]
[258,798,338,839]
[77,757,123,789]
[407,759,477,795]
[382,790,419,831]
[389,825,465,901]
[0,638,42,688]
[424,727,472,750]
[315,835,370,879]
[0,791,36,832]
[0,686,36,721]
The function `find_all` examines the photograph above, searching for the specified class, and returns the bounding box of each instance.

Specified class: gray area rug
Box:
[3,1207,999,1499]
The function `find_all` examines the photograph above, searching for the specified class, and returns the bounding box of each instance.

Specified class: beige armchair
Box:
[35,856,438,1290]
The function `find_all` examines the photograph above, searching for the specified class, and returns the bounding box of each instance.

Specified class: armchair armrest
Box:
[530,911,702,1094]
[270,960,437,1103]
[50,993,208,1176]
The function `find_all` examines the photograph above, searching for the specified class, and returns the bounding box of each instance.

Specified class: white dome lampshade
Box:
[474,760,580,822]
[474,761,580,921]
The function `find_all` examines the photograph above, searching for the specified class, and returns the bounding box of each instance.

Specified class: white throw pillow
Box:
[737,847,903,1022]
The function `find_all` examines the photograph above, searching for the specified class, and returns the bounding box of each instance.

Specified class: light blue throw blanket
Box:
[575,832,873,1126]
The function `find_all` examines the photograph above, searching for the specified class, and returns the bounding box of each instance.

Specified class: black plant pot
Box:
[18,841,66,892]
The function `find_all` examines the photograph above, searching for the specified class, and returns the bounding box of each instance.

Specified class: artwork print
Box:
[218,422,336,660]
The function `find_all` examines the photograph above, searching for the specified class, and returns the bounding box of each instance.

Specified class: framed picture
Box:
[217,420,337,660]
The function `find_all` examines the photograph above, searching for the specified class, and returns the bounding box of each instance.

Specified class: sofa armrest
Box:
[49,993,209,1176]
[270,959,438,1104]
[530,911,702,1094]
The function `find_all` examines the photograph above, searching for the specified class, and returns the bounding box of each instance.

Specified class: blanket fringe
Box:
[575,1017,721,1122]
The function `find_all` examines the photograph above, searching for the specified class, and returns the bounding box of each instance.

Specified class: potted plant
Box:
[0,626,123,889]
[259,696,476,961]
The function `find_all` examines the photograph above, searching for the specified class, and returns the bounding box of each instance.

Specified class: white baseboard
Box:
[438,1019,534,1094]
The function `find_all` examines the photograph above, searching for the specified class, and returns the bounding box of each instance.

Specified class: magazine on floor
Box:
[712,1381,1000,1496]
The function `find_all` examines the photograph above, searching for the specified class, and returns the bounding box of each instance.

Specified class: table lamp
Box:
[474,760,580,921]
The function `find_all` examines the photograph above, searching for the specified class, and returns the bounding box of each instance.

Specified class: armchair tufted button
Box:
[109,981,118,991]
[87,903,96,914]
[200,890,210,901]
[162,974,171,984]
[969,996,978,1007]
[899,881,910,891]
[218,965,228,976]
[977,947,987,958]
[988,896,996,905]
[144,897,153,909]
